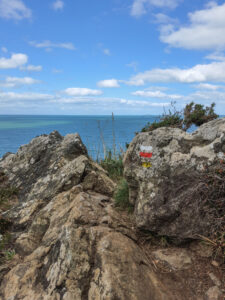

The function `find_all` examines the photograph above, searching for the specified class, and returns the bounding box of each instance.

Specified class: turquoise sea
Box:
[0,115,160,159]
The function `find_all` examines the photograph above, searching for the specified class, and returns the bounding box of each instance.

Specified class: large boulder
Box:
[124,118,225,241]
[0,131,171,300]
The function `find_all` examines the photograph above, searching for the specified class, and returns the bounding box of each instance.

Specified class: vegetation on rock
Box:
[114,179,134,212]
[142,101,218,132]
[100,150,124,182]
[0,172,17,264]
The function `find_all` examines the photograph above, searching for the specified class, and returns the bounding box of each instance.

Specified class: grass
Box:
[100,150,124,182]
[114,179,134,213]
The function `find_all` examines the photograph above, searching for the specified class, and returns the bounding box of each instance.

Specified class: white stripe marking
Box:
[140,145,153,152]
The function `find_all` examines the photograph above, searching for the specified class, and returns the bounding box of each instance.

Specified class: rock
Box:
[0,131,171,300]
[0,131,115,225]
[153,248,192,270]
[211,260,220,268]
[205,286,222,300]
[208,273,221,287]
[124,118,225,240]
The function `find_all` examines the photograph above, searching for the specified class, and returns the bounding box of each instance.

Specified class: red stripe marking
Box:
[140,152,153,158]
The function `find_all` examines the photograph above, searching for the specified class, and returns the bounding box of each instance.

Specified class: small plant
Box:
[114,179,133,212]
[198,233,225,263]
[100,150,124,182]
[3,249,15,261]
[0,186,18,210]
[142,102,183,132]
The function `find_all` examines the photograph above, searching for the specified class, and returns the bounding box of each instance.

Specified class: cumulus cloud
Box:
[127,61,225,85]
[29,41,76,51]
[64,88,103,96]
[52,0,64,11]
[132,89,182,99]
[97,79,120,88]
[20,64,42,72]
[160,2,225,51]
[0,0,31,20]
[0,53,28,69]
[0,76,40,88]
[131,0,180,17]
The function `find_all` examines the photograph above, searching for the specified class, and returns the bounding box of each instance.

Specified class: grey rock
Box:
[153,248,192,270]
[124,118,225,240]
[205,286,222,300]
[0,131,171,300]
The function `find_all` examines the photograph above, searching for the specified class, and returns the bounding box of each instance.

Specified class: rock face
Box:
[0,131,170,300]
[124,118,225,240]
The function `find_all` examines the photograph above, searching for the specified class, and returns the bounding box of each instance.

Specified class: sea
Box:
[0,115,161,160]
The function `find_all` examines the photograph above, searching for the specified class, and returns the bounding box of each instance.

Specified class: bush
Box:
[100,150,124,182]
[114,179,133,212]
[142,101,218,132]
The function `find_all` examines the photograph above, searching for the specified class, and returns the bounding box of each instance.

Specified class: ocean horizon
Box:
[0,115,161,159]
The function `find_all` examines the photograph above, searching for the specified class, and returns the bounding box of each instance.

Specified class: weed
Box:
[100,150,124,182]
[3,249,15,261]
[114,179,134,212]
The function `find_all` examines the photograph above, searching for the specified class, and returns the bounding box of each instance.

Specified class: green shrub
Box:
[183,102,218,130]
[142,101,218,132]
[114,179,133,212]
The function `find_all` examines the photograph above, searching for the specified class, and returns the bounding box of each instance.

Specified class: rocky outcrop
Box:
[124,118,225,240]
[0,131,171,300]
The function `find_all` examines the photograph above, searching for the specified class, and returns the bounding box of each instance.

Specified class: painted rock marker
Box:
[140,152,153,158]
[142,162,152,168]
[140,145,153,152]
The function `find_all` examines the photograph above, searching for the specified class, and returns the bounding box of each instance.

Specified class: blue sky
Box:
[1,0,225,115]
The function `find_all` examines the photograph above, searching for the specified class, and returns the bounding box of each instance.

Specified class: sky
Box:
[1,0,225,115]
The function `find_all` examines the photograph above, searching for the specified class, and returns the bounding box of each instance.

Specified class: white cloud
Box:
[127,61,225,85]
[132,89,182,99]
[131,0,180,17]
[0,76,40,88]
[52,0,64,11]
[154,13,177,24]
[20,64,42,72]
[103,48,111,56]
[120,99,170,107]
[0,0,31,20]
[205,52,225,62]
[1,47,7,53]
[29,41,76,51]
[160,2,225,51]
[194,83,222,91]
[51,96,170,108]
[97,79,120,88]
[0,91,53,102]
[64,88,103,96]
[0,53,28,69]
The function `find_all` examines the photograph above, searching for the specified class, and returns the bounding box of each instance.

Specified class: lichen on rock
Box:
[124,118,225,241]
